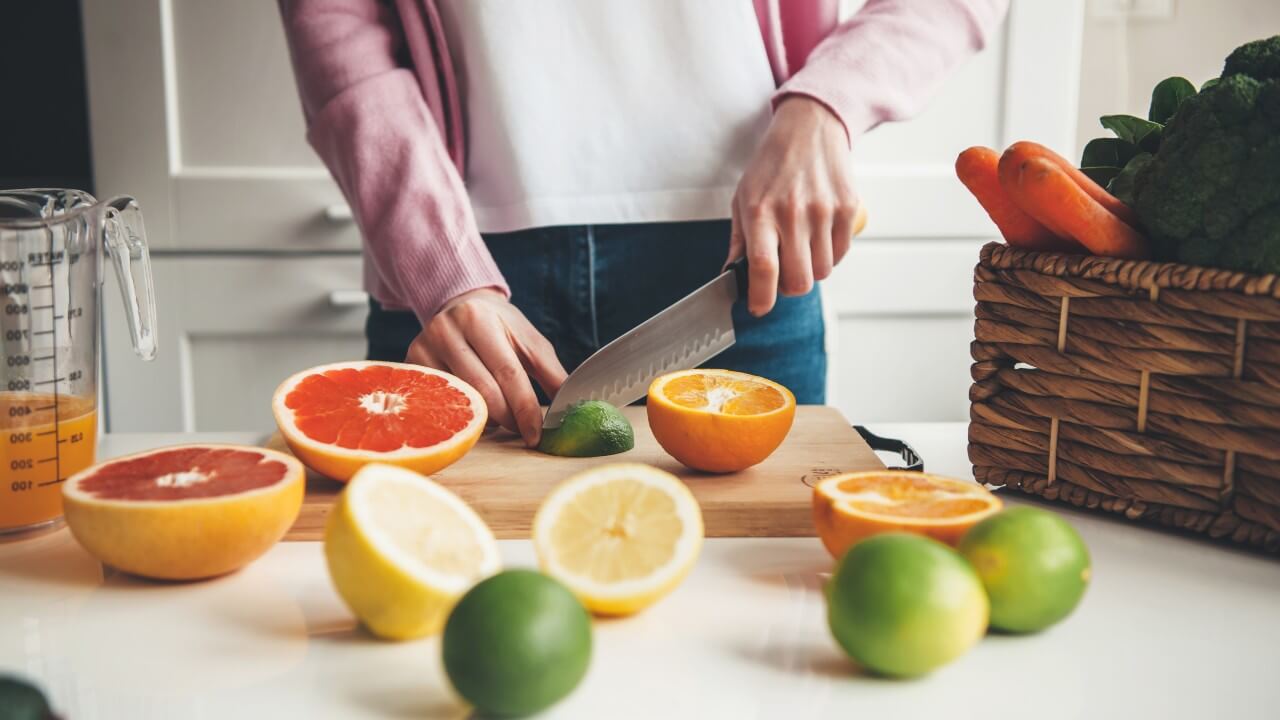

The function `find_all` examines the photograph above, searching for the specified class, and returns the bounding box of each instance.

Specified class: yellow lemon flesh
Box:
[324,463,500,640]
[533,463,703,616]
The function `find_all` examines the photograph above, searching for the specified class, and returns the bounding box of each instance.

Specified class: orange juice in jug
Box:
[0,393,97,532]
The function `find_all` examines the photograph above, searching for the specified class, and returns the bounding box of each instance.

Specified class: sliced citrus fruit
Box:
[272,360,486,482]
[62,444,305,580]
[325,463,500,640]
[533,463,703,616]
[813,471,1002,559]
[647,368,796,473]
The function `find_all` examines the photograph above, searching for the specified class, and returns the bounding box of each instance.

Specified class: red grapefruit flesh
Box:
[272,361,486,481]
[63,445,305,580]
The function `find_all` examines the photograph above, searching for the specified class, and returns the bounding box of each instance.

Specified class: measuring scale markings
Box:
[2,244,93,503]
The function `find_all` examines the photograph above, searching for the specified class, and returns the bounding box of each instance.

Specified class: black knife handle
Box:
[726,257,749,296]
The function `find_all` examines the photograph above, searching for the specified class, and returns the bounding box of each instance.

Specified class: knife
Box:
[542,205,868,430]
[542,259,748,429]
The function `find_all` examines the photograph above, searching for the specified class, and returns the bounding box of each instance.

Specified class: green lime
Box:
[442,569,592,717]
[538,400,634,457]
[827,533,988,678]
[0,675,54,720]
[959,506,1090,633]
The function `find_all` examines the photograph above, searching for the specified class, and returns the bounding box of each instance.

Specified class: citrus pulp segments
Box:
[647,369,796,473]
[272,361,487,481]
[648,368,794,417]
[62,445,305,580]
[533,463,703,616]
[813,471,1003,557]
[324,463,500,640]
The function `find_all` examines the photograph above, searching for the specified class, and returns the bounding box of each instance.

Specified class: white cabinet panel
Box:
[830,315,976,423]
[826,238,990,315]
[103,255,368,432]
[824,239,986,423]
[173,175,360,251]
[172,0,318,168]
[188,335,364,432]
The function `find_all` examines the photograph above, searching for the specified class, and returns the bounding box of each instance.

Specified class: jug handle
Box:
[103,196,158,361]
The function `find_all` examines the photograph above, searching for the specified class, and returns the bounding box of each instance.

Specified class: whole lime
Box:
[442,570,592,717]
[827,533,988,678]
[0,675,54,720]
[959,506,1090,633]
[538,400,634,457]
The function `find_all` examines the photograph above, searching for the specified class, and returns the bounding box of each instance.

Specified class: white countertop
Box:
[3,424,1278,719]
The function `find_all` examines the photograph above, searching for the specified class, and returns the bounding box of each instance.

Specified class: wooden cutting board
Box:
[270,406,883,540]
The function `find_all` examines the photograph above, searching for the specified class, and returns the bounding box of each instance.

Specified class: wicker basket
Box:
[969,242,1280,553]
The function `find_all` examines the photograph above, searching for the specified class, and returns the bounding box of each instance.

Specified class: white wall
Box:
[1075,0,1280,151]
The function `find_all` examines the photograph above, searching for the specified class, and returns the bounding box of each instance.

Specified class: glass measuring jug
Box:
[0,189,156,535]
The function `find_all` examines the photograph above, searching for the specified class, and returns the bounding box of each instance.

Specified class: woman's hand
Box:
[730,96,862,316]
[406,289,567,447]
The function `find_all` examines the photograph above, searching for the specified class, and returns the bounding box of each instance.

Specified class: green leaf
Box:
[1081,137,1138,168]
[1106,152,1153,206]
[1081,166,1121,186]
[1139,125,1164,153]
[1100,115,1163,146]
[1200,77,1220,92]
[1148,77,1196,123]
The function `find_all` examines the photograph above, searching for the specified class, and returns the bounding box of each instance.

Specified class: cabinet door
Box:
[103,256,369,432]
[82,0,358,252]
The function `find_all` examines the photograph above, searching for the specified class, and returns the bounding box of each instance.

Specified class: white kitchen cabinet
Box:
[103,256,367,433]
[82,0,358,254]
[86,0,1083,430]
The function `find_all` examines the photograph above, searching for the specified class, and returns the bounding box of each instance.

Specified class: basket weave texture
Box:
[969,242,1280,553]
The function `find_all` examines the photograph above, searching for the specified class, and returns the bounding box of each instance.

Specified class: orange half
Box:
[813,471,1002,558]
[647,369,796,473]
[272,361,486,482]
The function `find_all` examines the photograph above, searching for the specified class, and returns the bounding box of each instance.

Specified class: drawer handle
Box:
[324,204,354,223]
[328,290,369,308]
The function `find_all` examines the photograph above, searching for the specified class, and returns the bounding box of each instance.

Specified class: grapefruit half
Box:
[63,444,305,580]
[272,361,486,482]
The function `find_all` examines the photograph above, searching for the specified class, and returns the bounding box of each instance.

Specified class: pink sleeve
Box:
[278,0,508,324]
[775,0,1009,145]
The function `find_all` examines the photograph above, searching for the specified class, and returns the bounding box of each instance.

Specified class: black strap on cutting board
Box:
[854,426,924,472]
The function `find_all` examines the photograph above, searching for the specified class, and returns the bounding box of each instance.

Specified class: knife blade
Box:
[542,259,748,429]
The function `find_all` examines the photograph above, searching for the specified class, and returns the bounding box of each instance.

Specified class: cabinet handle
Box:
[328,290,369,308]
[324,204,354,223]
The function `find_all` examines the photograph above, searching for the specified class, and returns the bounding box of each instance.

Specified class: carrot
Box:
[1000,156,1150,259]
[1000,141,1140,227]
[956,146,1083,252]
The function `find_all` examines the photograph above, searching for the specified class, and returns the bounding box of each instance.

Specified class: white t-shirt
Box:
[435,0,777,233]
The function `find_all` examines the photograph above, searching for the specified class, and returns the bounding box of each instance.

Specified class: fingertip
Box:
[749,297,775,317]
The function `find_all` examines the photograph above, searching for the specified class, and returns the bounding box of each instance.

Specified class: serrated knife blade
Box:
[542,261,745,429]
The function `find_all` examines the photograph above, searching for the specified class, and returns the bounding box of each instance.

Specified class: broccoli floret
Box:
[1223,35,1280,80]
[1132,36,1280,273]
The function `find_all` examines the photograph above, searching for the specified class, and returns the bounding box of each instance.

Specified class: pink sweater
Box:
[278,0,1008,325]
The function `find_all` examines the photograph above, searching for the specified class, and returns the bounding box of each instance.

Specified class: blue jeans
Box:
[366,220,827,403]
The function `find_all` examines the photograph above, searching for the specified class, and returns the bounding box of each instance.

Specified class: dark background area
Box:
[0,0,94,192]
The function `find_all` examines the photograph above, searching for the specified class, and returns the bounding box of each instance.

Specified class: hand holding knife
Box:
[543,204,868,429]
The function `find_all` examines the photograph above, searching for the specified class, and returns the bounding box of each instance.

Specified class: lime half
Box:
[539,400,634,457]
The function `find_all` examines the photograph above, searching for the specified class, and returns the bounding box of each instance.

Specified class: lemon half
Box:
[324,463,500,640]
[533,463,703,616]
